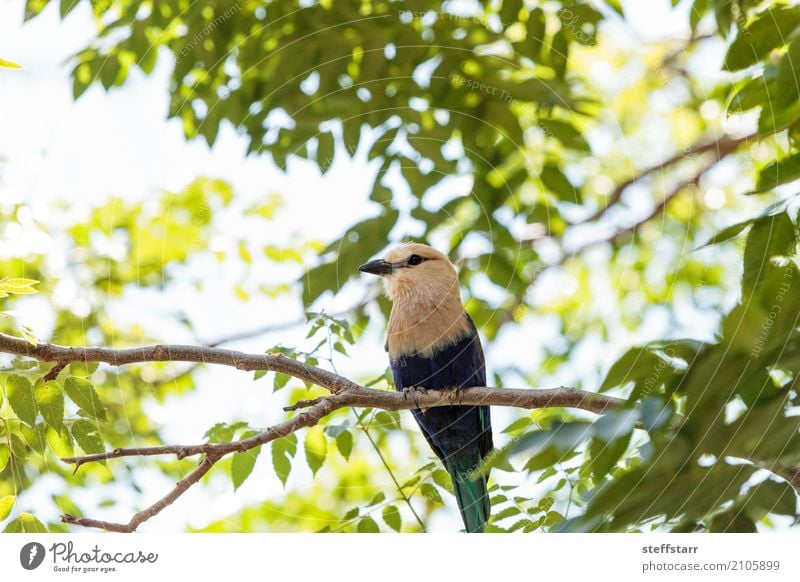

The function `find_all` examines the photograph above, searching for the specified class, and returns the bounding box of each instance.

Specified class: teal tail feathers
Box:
[446,453,490,533]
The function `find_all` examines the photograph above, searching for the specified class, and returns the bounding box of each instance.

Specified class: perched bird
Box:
[359,242,492,532]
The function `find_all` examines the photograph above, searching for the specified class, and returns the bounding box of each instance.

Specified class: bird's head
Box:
[358,242,459,303]
[359,242,469,356]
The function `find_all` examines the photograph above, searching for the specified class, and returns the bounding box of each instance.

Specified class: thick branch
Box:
[61,387,620,470]
[0,332,360,394]
[315,385,621,414]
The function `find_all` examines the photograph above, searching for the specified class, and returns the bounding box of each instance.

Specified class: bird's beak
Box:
[358,259,393,276]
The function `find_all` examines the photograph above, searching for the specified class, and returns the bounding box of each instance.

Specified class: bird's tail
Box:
[445,450,490,533]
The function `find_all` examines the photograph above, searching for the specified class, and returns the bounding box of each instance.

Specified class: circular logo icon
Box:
[20,542,46,570]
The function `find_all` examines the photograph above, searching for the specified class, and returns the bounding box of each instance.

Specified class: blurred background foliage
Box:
[1,0,799,532]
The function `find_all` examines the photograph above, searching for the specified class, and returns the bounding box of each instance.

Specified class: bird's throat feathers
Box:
[386,285,472,359]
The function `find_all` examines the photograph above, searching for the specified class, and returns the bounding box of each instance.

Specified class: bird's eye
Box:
[407,254,424,266]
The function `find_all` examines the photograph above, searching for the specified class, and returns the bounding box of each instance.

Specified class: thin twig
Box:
[358,418,427,531]
[506,134,750,321]
[203,291,376,348]
[43,362,67,382]
[60,394,343,532]
[583,132,754,223]
[62,455,218,533]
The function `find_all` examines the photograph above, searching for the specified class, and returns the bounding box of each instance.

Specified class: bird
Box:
[359,242,492,532]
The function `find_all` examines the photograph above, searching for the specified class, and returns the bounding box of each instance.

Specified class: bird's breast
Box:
[387,304,471,359]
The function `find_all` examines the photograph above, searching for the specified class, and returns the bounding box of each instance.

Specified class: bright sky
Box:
[0,0,761,531]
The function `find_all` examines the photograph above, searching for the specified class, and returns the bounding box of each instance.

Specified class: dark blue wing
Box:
[390,314,493,462]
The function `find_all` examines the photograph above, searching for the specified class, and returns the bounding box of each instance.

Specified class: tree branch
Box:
[583,132,754,223]
[1,331,797,531]
[506,132,751,322]
[0,332,361,394]
[62,455,218,533]
[54,383,616,532]
[60,393,343,532]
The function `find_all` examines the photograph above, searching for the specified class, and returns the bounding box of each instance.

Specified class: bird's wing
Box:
[465,313,493,458]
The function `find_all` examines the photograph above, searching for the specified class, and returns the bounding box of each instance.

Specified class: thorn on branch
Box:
[43,361,67,381]
[284,395,333,412]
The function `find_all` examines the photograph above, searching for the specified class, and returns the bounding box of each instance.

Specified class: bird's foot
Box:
[402,386,428,409]
[450,386,464,404]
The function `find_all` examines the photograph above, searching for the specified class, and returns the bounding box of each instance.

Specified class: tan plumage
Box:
[380,243,471,359]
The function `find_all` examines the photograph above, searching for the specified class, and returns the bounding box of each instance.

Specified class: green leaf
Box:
[490,421,592,472]
[304,427,327,476]
[34,380,64,430]
[520,8,545,58]
[699,219,754,248]
[362,492,383,509]
[302,208,398,305]
[432,469,453,492]
[0,58,22,69]
[3,513,47,533]
[382,504,402,532]
[5,375,37,426]
[271,433,297,486]
[755,153,800,193]
[742,212,796,297]
[60,0,79,18]
[21,423,47,455]
[639,397,674,432]
[0,444,9,472]
[723,6,800,71]
[593,409,638,442]
[68,361,99,377]
[420,483,443,504]
[317,132,335,173]
[710,511,757,533]
[0,495,14,521]
[0,277,38,296]
[356,516,380,533]
[501,416,533,435]
[492,506,522,521]
[499,0,522,25]
[204,421,248,443]
[744,480,798,516]
[537,119,590,151]
[758,98,800,135]
[231,436,262,491]
[8,433,27,458]
[273,372,290,392]
[540,163,580,204]
[374,411,401,430]
[599,346,675,397]
[589,435,630,480]
[71,419,104,454]
[64,377,106,421]
[46,425,74,458]
[335,429,353,460]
